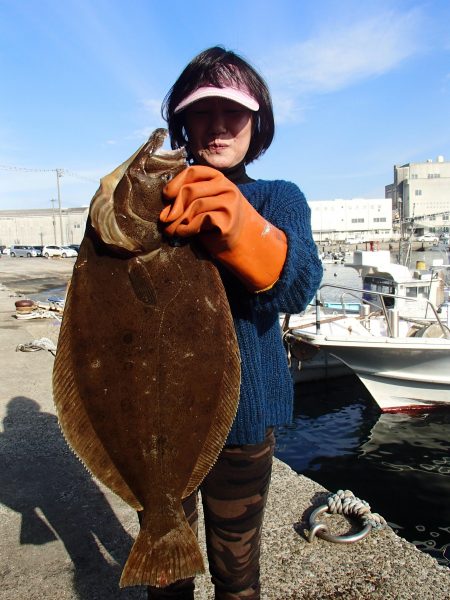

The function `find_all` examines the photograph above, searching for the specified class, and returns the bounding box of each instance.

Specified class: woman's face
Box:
[184,97,253,170]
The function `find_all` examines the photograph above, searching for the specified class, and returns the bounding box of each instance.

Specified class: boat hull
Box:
[293,334,450,411]
[358,373,450,411]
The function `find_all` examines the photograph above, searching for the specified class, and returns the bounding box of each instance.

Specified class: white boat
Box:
[283,251,450,412]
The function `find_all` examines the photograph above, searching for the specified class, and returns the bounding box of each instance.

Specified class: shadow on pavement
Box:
[0,396,146,599]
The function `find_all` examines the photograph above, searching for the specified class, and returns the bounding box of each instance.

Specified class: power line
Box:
[0,164,98,183]
[62,169,98,184]
[0,164,56,173]
[0,163,98,246]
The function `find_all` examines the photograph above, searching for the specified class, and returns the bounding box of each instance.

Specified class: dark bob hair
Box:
[161,46,275,165]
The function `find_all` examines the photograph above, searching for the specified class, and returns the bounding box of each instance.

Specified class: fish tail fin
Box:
[119,518,204,588]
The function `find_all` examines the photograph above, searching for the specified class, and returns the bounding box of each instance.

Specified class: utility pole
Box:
[56,169,64,246]
[50,199,57,244]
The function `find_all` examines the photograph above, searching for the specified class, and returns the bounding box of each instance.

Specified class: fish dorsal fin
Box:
[53,286,142,510]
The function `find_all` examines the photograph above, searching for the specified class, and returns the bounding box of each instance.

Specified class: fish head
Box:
[90,129,186,254]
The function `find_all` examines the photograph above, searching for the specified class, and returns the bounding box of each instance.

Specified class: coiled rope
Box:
[16,337,57,356]
[327,489,387,530]
[308,489,387,543]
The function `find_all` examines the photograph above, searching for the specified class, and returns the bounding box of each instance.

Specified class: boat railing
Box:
[337,291,362,315]
[427,264,450,320]
[316,283,450,339]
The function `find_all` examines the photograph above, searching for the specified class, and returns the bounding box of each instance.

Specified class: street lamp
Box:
[398,197,403,240]
[50,199,57,244]
[56,169,64,246]
[398,197,403,265]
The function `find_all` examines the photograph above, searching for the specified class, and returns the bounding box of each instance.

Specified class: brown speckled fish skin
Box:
[52,129,241,588]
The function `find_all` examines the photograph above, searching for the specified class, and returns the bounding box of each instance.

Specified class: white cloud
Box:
[270,92,307,125]
[142,98,163,119]
[263,8,424,122]
[132,98,167,141]
[128,127,163,145]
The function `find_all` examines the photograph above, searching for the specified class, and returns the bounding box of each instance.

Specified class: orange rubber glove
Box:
[160,166,287,292]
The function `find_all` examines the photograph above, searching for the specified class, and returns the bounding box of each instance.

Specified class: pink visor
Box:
[174,85,259,113]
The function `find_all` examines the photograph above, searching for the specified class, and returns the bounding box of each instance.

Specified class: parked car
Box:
[42,245,78,258]
[61,246,78,257]
[42,245,62,258]
[32,246,43,256]
[68,244,80,252]
[9,245,38,257]
[416,233,439,243]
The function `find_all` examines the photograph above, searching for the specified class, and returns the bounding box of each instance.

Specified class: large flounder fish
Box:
[52,129,241,587]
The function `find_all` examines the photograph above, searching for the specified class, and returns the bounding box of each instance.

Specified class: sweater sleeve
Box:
[250,180,323,314]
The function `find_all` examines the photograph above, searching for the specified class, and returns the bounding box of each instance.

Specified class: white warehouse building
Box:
[309,197,393,244]
[0,207,88,248]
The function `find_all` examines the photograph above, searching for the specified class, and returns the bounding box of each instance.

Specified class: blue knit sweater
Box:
[221,179,323,445]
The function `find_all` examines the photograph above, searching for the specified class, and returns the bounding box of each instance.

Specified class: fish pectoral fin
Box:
[128,256,158,305]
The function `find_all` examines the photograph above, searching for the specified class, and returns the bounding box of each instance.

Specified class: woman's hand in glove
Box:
[160,165,287,292]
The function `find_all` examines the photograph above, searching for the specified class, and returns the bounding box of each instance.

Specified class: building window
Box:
[415,189,422,196]
[374,217,387,223]
[351,218,365,223]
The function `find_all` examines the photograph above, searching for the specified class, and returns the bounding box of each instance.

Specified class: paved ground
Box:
[0,255,75,294]
[1,256,449,599]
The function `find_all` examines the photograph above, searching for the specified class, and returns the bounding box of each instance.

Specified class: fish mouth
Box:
[155,147,186,158]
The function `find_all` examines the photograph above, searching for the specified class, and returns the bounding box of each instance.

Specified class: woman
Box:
[154,46,322,600]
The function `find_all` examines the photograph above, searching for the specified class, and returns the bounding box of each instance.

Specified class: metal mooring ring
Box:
[308,505,372,544]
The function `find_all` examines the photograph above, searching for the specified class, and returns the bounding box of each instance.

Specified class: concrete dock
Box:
[0,256,449,599]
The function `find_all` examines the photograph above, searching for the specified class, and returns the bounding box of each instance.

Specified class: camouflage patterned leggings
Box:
[147,428,275,600]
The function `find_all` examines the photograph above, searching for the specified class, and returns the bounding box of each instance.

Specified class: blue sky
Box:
[1,0,449,210]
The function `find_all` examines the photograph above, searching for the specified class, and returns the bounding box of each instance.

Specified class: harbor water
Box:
[274,376,450,568]
[275,246,450,568]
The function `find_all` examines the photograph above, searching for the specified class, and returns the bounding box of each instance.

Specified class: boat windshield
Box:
[362,276,396,308]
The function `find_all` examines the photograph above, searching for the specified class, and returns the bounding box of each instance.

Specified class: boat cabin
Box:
[346,251,446,319]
